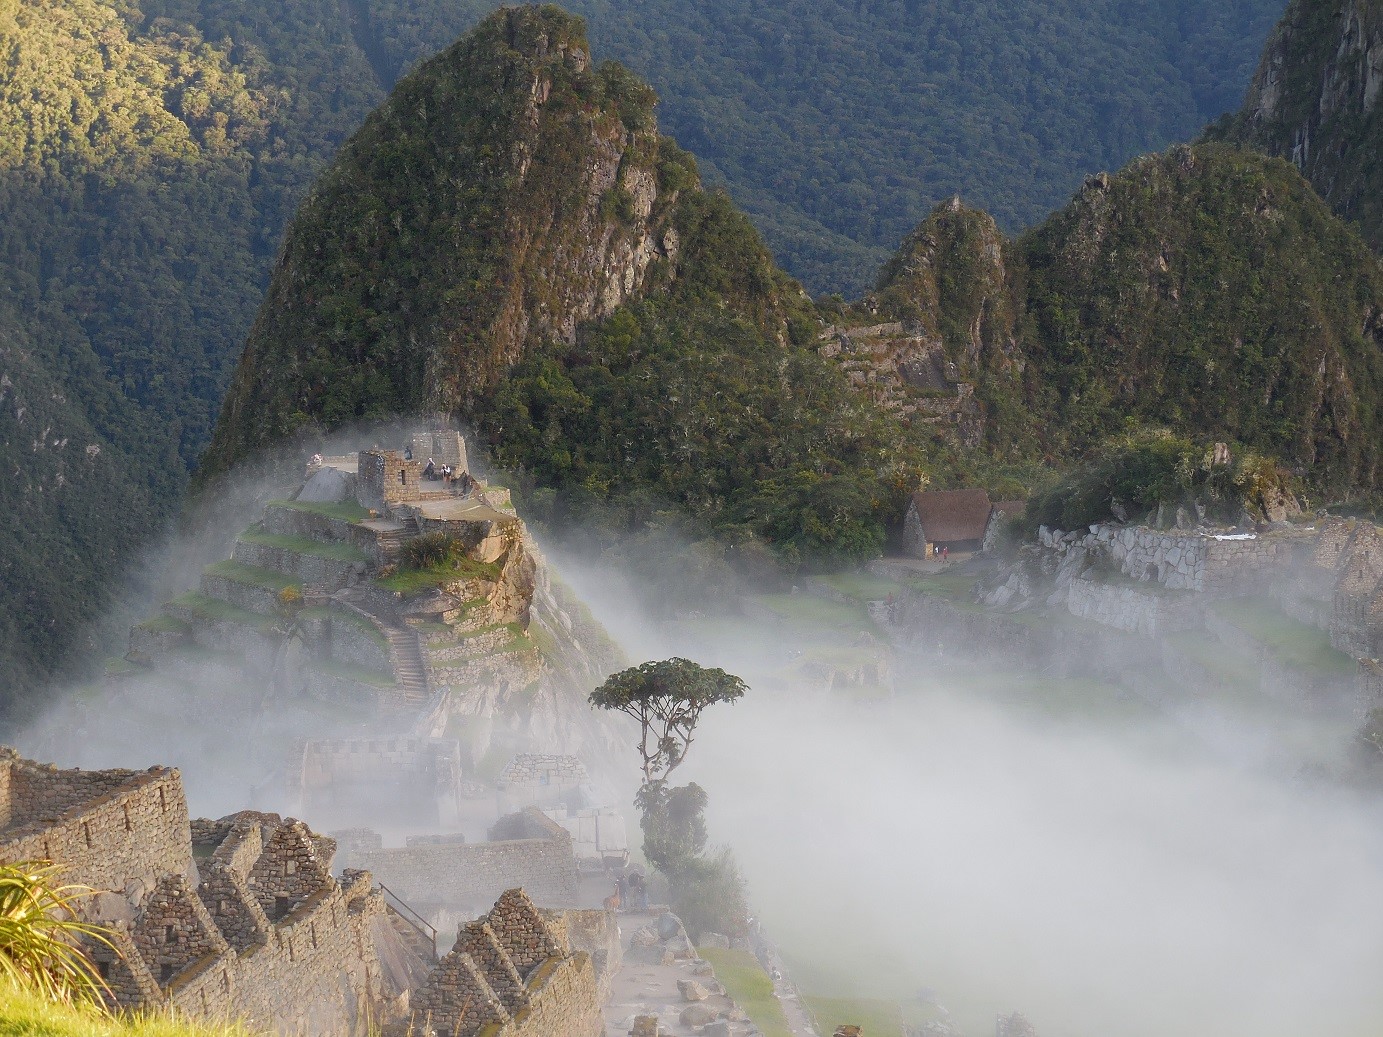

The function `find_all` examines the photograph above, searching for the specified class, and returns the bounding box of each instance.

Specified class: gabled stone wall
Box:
[0,750,423,1037]
[0,749,189,894]
[404,888,602,1037]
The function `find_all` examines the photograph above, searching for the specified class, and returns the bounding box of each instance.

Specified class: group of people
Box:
[422,458,460,485]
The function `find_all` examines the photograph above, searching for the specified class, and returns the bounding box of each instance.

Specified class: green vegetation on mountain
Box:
[207,6,923,571]
[1209,0,1383,255]
[0,0,1289,697]
[1017,144,1383,493]
[0,0,389,699]
[340,0,1284,293]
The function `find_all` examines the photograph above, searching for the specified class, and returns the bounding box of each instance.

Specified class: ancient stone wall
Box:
[496,754,588,793]
[1332,524,1383,659]
[1059,525,1286,593]
[0,751,419,1037]
[405,889,601,1037]
[543,907,622,1002]
[1066,577,1201,639]
[351,809,578,910]
[0,751,189,894]
[232,540,365,591]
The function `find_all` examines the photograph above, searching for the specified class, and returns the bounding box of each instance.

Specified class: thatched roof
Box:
[910,488,993,543]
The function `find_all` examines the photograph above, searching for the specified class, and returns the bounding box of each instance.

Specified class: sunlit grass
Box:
[0,975,258,1036]
[804,995,902,1037]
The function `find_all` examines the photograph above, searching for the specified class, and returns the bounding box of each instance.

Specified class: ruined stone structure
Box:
[1042,523,1286,594]
[343,808,579,914]
[402,888,603,1037]
[818,323,984,448]
[119,429,627,780]
[0,749,426,1035]
[496,753,589,806]
[290,737,465,828]
[1331,522,1383,659]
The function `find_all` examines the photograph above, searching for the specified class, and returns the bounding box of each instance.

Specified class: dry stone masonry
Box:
[0,750,428,1036]
[402,888,603,1037]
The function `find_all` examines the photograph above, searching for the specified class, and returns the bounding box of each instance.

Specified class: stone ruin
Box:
[289,736,467,828]
[116,429,627,805]
[337,806,580,917]
[0,748,429,1035]
[399,887,604,1037]
[0,747,616,1037]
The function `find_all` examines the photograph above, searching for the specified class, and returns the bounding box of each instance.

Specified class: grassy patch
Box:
[374,555,501,596]
[804,996,903,1037]
[813,571,908,601]
[238,530,367,563]
[203,560,300,593]
[750,592,873,629]
[168,593,280,635]
[1165,631,1260,695]
[698,948,792,1037]
[331,608,390,649]
[0,976,258,1036]
[135,615,190,635]
[104,655,140,677]
[309,659,395,688]
[1211,599,1357,675]
[903,568,979,603]
[266,498,370,522]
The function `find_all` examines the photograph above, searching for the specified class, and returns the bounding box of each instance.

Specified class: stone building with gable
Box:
[0,748,429,1035]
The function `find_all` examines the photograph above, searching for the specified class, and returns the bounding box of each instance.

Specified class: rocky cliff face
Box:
[1214,0,1383,254]
[202,6,799,480]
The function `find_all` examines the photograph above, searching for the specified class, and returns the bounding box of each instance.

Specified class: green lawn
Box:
[238,529,367,563]
[203,560,301,593]
[697,948,792,1037]
[1211,599,1357,675]
[813,571,909,602]
[167,593,280,635]
[804,995,903,1037]
[266,498,370,522]
[0,978,257,1037]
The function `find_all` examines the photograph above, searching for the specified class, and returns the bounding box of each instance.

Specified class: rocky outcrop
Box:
[1216,0,1383,253]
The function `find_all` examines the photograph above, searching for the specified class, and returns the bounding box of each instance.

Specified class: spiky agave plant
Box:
[0,861,115,1007]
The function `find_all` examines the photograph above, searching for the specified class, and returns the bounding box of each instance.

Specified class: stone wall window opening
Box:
[82,822,92,848]
[122,804,132,832]
[160,964,174,984]
[159,787,167,813]
[275,895,290,920]
[165,925,175,944]
[97,960,110,981]
[398,469,406,485]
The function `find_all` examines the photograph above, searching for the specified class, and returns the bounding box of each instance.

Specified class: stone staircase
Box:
[333,590,431,706]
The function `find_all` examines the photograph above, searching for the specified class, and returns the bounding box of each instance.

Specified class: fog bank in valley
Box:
[554,542,1383,1037]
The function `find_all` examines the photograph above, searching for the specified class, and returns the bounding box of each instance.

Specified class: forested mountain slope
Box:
[1210,0,1383,255]
[850,146,1383,496]
[324,0,1287,295]
[205,6,921,573]
[0,0,387,698]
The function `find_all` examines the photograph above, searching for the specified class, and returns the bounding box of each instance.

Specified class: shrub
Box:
[0,863,113,1007]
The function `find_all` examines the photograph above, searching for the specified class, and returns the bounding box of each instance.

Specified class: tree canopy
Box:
[589,657,748,783]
